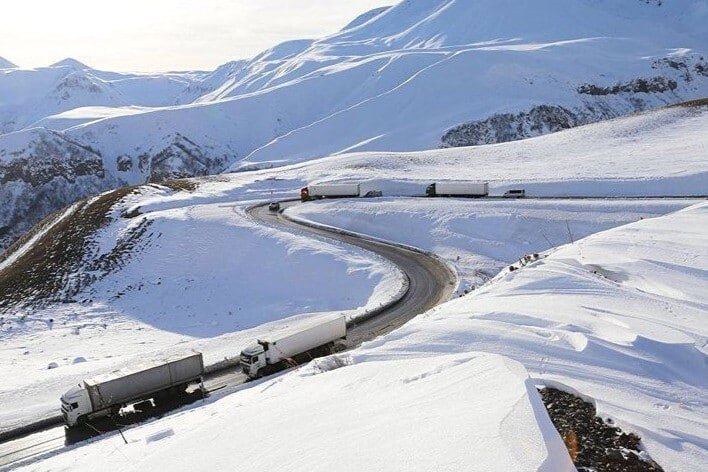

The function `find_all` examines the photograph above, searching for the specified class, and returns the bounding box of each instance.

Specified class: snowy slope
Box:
[0,127,119,250]
[66,0,708,171]
[287,198,699,291]
[0,59,227,134]
[229,102,708,197]
[340,201,708,471]
[14,202,706,472]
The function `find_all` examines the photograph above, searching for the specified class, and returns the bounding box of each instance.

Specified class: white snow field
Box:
[15,202,707,472]
[239,102,708,198]
[287,198,700,291]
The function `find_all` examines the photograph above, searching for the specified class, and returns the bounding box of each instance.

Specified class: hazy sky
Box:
[1,1,391,72]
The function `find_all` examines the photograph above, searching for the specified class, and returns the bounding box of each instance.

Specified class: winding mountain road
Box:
[0,200,455,468]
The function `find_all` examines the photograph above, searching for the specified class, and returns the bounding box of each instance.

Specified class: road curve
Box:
[0,200,455,468]
[248,201,456,347]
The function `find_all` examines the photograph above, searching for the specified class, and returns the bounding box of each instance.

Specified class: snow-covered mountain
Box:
[0,59,220,134]
[1,0,707,251]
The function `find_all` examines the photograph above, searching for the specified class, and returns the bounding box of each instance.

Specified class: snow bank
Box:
[14,353,573,472]
[348,202,708,470]
[287,198,699,291]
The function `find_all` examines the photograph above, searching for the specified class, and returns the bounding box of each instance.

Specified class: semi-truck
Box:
[240,315,347,378]
[60,352,204,427]
[426,181,489,198]
[301,183,360,202]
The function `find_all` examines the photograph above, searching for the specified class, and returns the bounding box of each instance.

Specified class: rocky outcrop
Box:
[0,129,119,251]
[577,77,678,96]
[441,105,592,147]
[144,134,229,182]
[441,54,707,148]
[0,128,225,253]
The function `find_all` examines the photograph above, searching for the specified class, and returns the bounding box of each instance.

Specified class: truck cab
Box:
[240,343,267,378]
[60,385,92,426]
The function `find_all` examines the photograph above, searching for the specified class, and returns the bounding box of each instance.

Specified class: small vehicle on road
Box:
[268,201,281,212]
[503,189,526,198]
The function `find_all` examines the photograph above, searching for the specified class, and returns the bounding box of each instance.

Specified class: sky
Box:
[0,0,391,72]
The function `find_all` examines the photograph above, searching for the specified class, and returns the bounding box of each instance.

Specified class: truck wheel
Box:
[77,415,87,426]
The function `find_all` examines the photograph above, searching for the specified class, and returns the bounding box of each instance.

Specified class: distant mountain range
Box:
[1,0,707,251]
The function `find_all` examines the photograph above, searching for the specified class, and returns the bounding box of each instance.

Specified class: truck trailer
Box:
[426,181,489,198]
[301,183,360,202]
[60,352,204,427]
[240,315,347,378]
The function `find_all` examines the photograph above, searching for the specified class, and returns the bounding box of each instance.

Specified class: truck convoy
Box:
[300,181,496,200]
[301,183,360,202]
[240,315,347,378]
[426,181,489,197]
[59,318,347,427]
[60,353,204,427]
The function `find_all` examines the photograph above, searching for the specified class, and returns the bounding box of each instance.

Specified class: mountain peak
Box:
[0,56,17,69]
[50,58,91,70]
[340,6,392,32]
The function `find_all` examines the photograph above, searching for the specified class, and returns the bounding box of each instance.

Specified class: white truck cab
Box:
[239,316,347,379]
[240,343,267,377]
[60,385,93,426]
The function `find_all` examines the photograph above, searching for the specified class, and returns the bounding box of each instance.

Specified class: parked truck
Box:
[240,315,347,378]
[60,352,204,427]
[301,183,360,202]
[426,181,489,198]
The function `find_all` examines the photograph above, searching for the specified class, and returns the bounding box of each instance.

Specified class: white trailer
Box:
[240,315,347,378]
[426,181,489,197]
[301,183,360,201]
[60,353,204,427]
